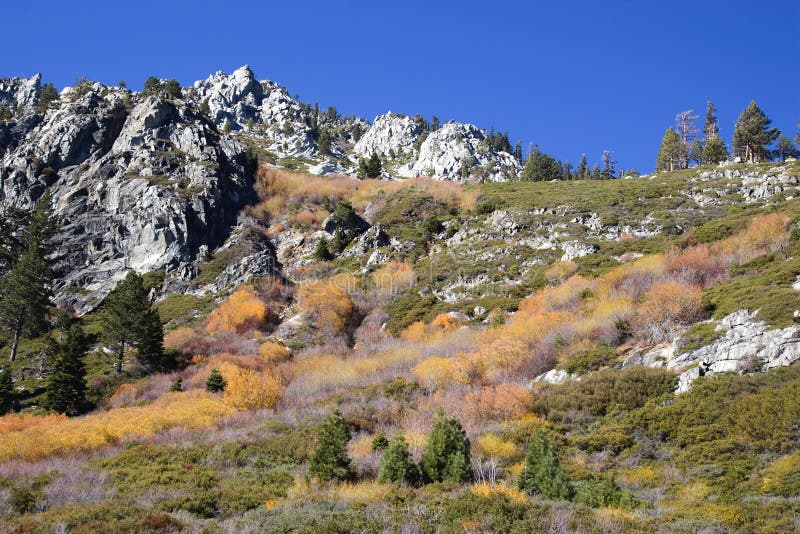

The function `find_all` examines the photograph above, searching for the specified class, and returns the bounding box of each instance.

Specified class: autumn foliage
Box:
[205,286,268,334]
[372,261,416,295]
[298,275,356,334]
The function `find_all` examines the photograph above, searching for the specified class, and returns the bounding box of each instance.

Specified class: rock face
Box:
[0,75,254,313]
[0,74,41,111]
[623,310,800,392]
[353,112,425,159]
[354,114,521,181]
[411,122,520,182]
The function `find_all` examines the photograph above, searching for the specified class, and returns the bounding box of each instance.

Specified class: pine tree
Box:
[520,145,561,181]
[675,110,699,169]
[38,83,59,113]
[205,368,226,392]
[0,367,13,414]
[170,377,183,392]
[775,133,798,161]
[561,161,573,181]
[733,101,779,163]
[600,150,616,179]
[517,430,574,500]
[0,243,53,362]
[101,272,161,373]
[656,127,682,172]
[309,409,355,482]
[45,316,88,416]
[420,410,473,483]
[371,431,389,451]
[513,142,522,163]
[576,154,588,179]
[313,237,333,261]
[591,164,600,179]
[378,432,420,485]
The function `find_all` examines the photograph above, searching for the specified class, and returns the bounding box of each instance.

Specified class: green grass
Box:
[155,294,214,328]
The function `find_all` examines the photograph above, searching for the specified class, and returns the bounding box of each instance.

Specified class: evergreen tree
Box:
[169,377,183,392]
[358,152,382,178]
[513,142,522,163]
[656,127,682,172]
[702,135,728,165]
[775,133,798,161]
[733,100,779,163]
[0,367,13,415]
[45,316,88,416]
[520,145,561,181]
[600,150,616,179]
[576,154,588,179]
[317,128,332,155]
[420,410,473,483]
[38,83,59,113]
[101,272,162,373]
[371,431,389,451]
[143,76,161,95]
[591,164,600,179]
[561,161,573,181]
[313,237,333,261]
[163,80,181,99]
[517,430,574,500]
[205,368,226,392]
[23,192,57,252]
[0,243,53,362]
[703,100,720,140]
[309,409,356,483]
[431,115,441,131]
[378,432,420,485]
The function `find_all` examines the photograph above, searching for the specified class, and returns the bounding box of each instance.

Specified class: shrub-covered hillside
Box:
[1,158,800,533]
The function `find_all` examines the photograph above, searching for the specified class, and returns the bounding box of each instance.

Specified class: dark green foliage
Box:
[0,105,12,122]
[0,367,13,414]
[600,150,616,179]
[775,133,798,161]
[573,474,644,510]
[517,430,574,500]
[206,368,226,393]
[38,83,59,112]
[169,377,183,392]
[371,431,389,451]
[313,237,333,261]
[441,489,538,532]
[535,366,677,422]
[358,152,382,178]
[558,345,617,374]
[163,79,181,99]
[656,127,681,171]
[703,135,729,164]
[378,433,420,485]
[142,76,161,95]
[0,241,53,362]
[45,317,88,416]
[309,409,355,482]
[100,272,164,372]
[420,411,473,483]
[733,100,779,163]
[520,145,561,181]
[317,128,332,155]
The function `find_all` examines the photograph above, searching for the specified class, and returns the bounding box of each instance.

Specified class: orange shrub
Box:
[372,261,416,295]
[713,213,790,262]
[221,364,283,411]
[667,244,728,287]
[518,275,592,315]
[298,276,355,334]
[0,413,67,434]
[205,286,268,334]
[466,383,530,421]
[430,313,461,331]
[163,327,199,352]
[412,357,463,390]
[400,321,428,342]
[635,281,705,341]
[544,261,579,283]
[259,341,291,363]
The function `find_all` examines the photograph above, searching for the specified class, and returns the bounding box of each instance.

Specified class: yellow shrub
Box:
[475,433,522,462]
[298,276,355,333]
[205,286,268,333]
[471,482,528,505]
[400,321,428,342]
[259,341,291,363]
[163,327,198,351]
[0,390,235,462]
[412,357,460,390]
[221,364,283,411]
[372,261,416,295]
[545,261,579,282]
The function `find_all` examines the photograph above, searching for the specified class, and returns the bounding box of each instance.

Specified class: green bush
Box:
[517,430,573,500]
[309,410,356,482]
[420,411,473,484]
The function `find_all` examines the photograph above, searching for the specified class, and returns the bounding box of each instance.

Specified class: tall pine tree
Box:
[419,410,473,483]
[45,315,88,416]
[517,430,574,500]
[520,145,561,181]
[101,272,164,373]
[0,367,13,414]
[378,432,420,485]
[656,127,681,172]
[733,100,779,163]
[309,409,355,483]
[702,103,729,165]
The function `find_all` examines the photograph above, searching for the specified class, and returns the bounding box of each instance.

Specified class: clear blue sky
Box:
[3,1,798,172]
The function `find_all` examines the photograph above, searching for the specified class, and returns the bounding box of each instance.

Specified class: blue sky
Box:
[3,1,798,172]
